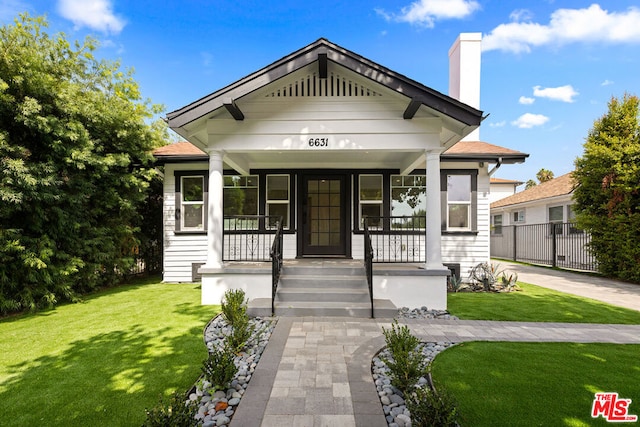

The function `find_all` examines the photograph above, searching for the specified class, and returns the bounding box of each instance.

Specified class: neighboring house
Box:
[155,34,528,310]
[489,178,523,204]
[489,173,594,271]
[490,172,577,229]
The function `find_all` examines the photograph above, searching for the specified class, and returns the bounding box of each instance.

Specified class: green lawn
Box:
[431,342,640,427]
[447,282,640,324]
[0,278,217,427]
[434,282,640,426]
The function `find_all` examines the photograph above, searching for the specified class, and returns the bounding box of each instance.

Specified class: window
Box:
[548,205,564,235]
[224,175,258,229]
[359,174,383,228]
[492,214,503,235]
[567,204,582,234]
[266,175,290,229]
[391,175,426,229]
[441,170,477,232]
[447,174,471,230]
[512,210,525,223]
[549,206,563,222]
[175,171,208,232]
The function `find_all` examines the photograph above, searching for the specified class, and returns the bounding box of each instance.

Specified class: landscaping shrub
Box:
[406,384,459,427]
[227,313,254,353]
[142,391,198,427]
[381,321,427,394]
[221,289,248,326]
[201,344,238,393]
[221,289,254,352]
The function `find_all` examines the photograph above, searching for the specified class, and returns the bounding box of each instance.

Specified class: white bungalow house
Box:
[155,34,528,315]
[490,173,595,271]
[490,173,576,230]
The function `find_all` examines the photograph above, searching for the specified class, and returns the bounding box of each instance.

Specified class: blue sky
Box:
[2,0,639,184]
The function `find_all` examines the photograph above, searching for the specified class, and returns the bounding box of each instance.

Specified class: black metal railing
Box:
[490,222,597,272]
[363,219,375,318]
[363,216,426,263]
[270,218,284,316]
[223,215,283,261]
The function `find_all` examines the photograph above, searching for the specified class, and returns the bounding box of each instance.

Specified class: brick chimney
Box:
[449,33,482,141]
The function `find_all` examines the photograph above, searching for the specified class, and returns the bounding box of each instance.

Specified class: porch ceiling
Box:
[224,149,425,172]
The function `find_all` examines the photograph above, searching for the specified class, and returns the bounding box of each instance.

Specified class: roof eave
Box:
[440,153,529,163]
[166,38,484,130]
[153,154,210,165]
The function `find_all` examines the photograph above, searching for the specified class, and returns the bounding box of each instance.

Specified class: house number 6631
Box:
[308,138,328,147]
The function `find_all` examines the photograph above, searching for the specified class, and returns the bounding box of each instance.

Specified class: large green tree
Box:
[573,94,640,282]
[0,15,167,313]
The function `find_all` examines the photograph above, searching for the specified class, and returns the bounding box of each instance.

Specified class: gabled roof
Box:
[442,141,528,164]
[491,172,577,209]
[166,38,484,129]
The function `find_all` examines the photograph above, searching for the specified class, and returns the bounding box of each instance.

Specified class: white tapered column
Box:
[425,149,444,269]
[206,149,224,269]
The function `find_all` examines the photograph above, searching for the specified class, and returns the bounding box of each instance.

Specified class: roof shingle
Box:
[490,172,577,209]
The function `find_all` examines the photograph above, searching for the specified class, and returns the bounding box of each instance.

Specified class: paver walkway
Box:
[232,317,640,427]
[231,264,640,426]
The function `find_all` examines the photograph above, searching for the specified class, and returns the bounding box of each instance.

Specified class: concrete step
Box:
[279,275,367,289]
[247,298,398,318]
[275,286,370,303]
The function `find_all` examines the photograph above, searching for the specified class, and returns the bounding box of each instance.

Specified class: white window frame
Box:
[512,210,525,224]
[548,205,564,223]
[359,174,383,229]
[492,214,503,235]
[181,175,205,231]
[266,174,290,230]
[446,174,472,231]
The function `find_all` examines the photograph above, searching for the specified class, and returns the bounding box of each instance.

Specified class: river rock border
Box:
[372,341,457,427]
[189,315,277,427]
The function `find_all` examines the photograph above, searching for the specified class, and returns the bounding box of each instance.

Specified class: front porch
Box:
[199,215,451,317]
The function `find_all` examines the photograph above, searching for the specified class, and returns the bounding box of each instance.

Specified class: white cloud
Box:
[511,113,549,128]
[489,121,506,128]
[533,85,578,102]
[484,4,640,53]
[519,96,535,105]
[0,0,30,22]
[509,9,534,22]
[57,0,125,34]
[601,79,614,86]
[376,0,480,27]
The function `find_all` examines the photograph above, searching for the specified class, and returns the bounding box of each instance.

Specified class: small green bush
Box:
[406,385,459,427]
[221,289,248,326]
[142,391,198,427]
[227,312,254,353]
[381,321,427,394]
[202,344,238,392]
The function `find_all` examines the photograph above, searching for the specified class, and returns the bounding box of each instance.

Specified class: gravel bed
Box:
[396,306,459,320]
[188,315,276,427]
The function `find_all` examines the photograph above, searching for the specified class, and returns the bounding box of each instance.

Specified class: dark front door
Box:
[301,174,348,256]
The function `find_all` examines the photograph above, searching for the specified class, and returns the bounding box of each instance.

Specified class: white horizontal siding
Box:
[163,163,209,282]
[442,167,490,279]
